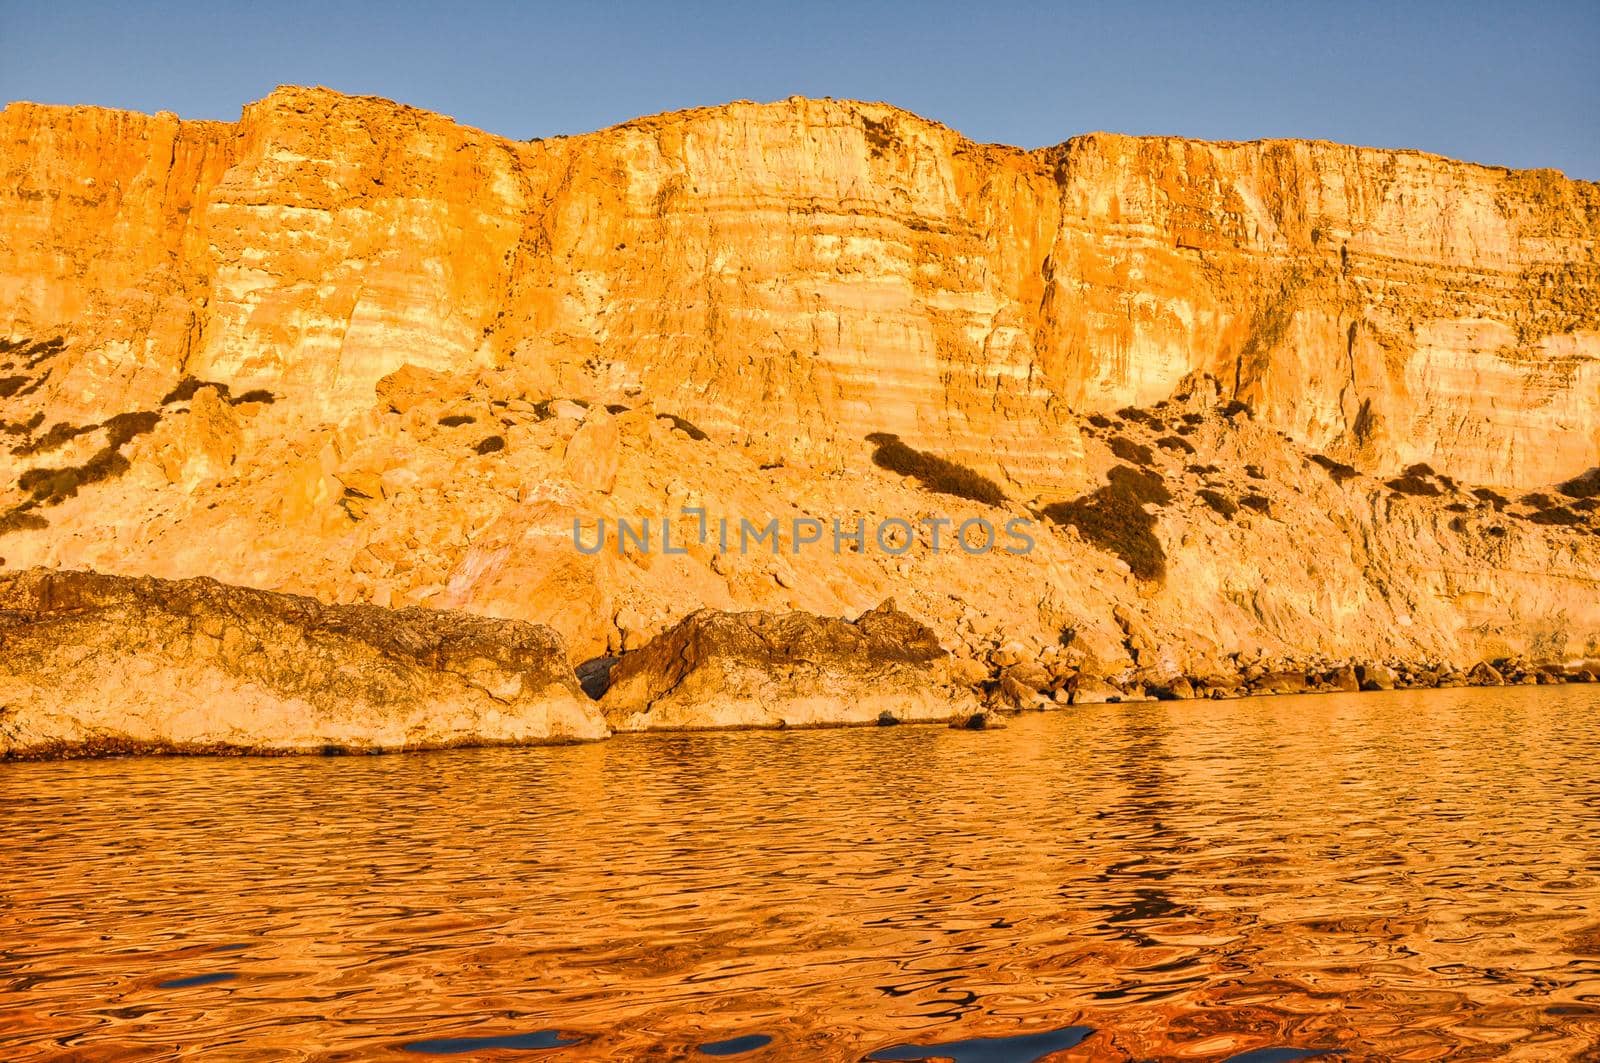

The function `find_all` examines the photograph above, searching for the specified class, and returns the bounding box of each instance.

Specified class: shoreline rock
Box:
[0,568,609,757]
[599,599,979,732]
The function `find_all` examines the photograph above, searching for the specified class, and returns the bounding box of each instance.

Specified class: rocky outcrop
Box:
[600,600,977,731]
[1,88,1596,488]
[0,568,608,756]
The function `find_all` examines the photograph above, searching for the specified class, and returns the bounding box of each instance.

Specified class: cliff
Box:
[1,88,1597,682]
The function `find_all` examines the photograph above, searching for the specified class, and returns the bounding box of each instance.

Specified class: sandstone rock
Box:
[1071,676,1125,705]
[1253,670,1310,696]
[561,409,621,493]
[0,568,608,756]
[1358,663,1399,691]
[1467,661,1505,686]
[1326,665,1361,693]
[599,600,976,731]
[1151,676,1196,700]
[950,708,1007,730]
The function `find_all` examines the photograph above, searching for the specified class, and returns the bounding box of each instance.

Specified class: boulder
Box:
[1151,676,1196,700]
[1071,676,1125,705]
[1253,670,1309,696]
[1467,661,1505,686]
[1357,662,1399,691]
[599,600,976,731]
[0,567,608,757]
[1326,665,1361,692]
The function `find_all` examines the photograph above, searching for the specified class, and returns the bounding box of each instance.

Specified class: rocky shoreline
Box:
[2,567,1593,760]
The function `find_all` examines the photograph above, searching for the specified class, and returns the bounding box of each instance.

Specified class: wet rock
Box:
[1070,675,1125,705]
[1253,670,1309,696]
[950,708,1006,730]
[1326,665,1361,692]
[0,567,608,757]
[1151,676,1196,700]
[600,599,976,731]
[1357,662,1399,691]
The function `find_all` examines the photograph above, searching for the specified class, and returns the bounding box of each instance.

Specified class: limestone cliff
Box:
[2,87,1595,486]
[0,88,1597,684]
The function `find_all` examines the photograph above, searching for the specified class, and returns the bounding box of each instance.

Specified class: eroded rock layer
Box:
[600,600,976,731]
[0,567,608,755]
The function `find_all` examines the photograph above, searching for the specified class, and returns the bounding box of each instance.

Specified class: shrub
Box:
[11,421,92,456]
[1108,436,1154,465]
[162,376,228,404]
[1309,454,1359,483]
[1181,413,1204,426]
[1198,489,1237,518]
[1558,469,1600,499]
[1387,475,1442,496]
[0,506,49,536]
[1245,464,1266,480]
[657,413,709,441]
[1040,466,1168,581]
[229,389,276,406]
[1528,506,1583,526]
[438,413,476,427]
[1221,400,1251,418]
[1472,487,1508,509]
[1156,434,1196,454]
[1186,463,1220,476]
[866,432,1007,506]
[0,376,28,399]
[1522,492,1555,509]
[1117,407,1164,429]
[1403,462,1437,477]
[1086,414,1114,429]
[474,435,506,455]
[1239,494,1271,513]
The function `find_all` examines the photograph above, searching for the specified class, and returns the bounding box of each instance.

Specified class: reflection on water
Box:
[3,686,1600,1060]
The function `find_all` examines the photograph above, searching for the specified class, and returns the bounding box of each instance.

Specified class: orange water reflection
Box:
[3,686,1600,1060]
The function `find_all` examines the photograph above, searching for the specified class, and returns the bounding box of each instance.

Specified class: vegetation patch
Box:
[1239,494,1271,513]
[1198,489,1238,519]
[1558,469,1600,499]
[657,413,709,441]
[13,411,161,507]
[160,376,276,406]
[0,376,29,399]
[438,414,476,427]
[1309,454,1360,483]
[1527,506,1583,526]
[11,421,95,456]
[1108,436,1154,465]
[1221,400,1252,418]
[1155,434,1196,454]
[1086,413,1114,429]
[866,432,1007,506]
[1186,462,1220,476]
[1472,487,1509,509]
[1039,465,1169,582]
[1387,474,1442,496]
[1117,407,1164,429]
[474,435,506,455]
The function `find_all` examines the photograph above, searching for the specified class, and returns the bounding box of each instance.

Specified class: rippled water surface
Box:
[5,687,1600,1060]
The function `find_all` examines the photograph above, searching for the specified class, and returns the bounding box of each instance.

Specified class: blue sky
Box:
[2,1,1596,178]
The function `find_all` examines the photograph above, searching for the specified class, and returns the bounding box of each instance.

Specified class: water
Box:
[3,686,1600,1060]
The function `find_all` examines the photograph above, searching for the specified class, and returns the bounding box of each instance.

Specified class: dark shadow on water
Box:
[1225,1049,1338,1062]
[867,1024,1094,1062]
[401,1029,583,1054]
[157,972,235,989]
[697,1032,774,1055]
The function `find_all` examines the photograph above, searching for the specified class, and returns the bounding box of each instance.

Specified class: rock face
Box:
[600,600,976,731]
[0,568,608,756]
[1,88,1596,486]
[0,88,1597,692]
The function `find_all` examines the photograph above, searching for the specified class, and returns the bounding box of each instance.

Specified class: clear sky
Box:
[2,0,1596,178]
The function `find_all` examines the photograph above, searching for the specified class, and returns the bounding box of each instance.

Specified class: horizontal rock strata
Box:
[600,600,978,731]
[0,568,608,756]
